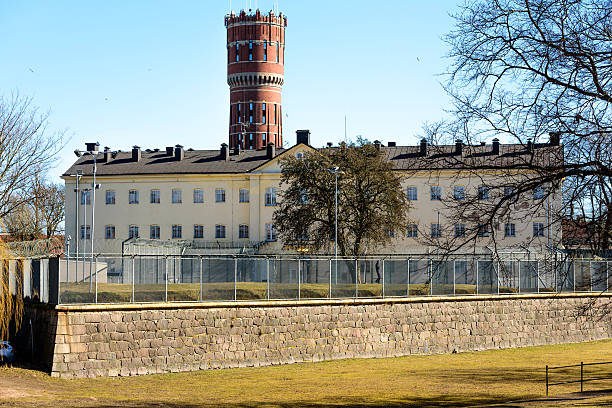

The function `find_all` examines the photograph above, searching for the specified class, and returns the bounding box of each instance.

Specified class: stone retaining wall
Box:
[29,294,612,378]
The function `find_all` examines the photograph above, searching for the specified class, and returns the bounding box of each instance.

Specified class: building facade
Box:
[226,10,286,150]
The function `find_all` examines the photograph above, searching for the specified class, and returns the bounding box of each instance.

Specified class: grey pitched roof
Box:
[63,148,287,177]
[63,142,561,177]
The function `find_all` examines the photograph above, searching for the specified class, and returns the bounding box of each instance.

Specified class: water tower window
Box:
[249,41,253,61]
[235,43,239,62]
[249,103,254,123]
[237,103,241,123]
[262,103,266,124]
[276,43,279,62]
[264,41,267,61]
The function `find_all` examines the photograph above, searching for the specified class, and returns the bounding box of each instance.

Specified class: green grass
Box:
[1,340,611,407]
[59,282,552,304]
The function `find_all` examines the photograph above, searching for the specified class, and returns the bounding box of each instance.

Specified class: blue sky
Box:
[1,1,458,182]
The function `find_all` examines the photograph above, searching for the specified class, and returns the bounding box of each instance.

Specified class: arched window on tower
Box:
[264,41,267,61]
[236,43,239,62]
[276,42,279,62]
[274,104,277,124]
[262,103,266,124]
[237,103,241,123]
[249,103,254,123]
[249,41,253,61]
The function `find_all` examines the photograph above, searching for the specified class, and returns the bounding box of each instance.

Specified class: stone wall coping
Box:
[54,292,612,312]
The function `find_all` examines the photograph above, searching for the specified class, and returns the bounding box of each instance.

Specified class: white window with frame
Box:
[406,186,417,201]
[406,224,418,238]
[80,225,91,240]
[215,224,226,239]
[265,223,277,241]
[128,225,139,239]
[533,222,545,237]
[193,224,204,239]
[265,187,277,206]
[239,189,249,203]
[504,222,516,237]
[172,189,182,204]
[239,224,249,239]
[454,186,465,200]
[430,186,441,201]
[150,225,160,239]
[128,190,139,204]
[215,188,226,203]
[454,223,466,238]
[193,189,204,204]
[431,223,441,238]
[477,224,490,237]
[105,190,115,205]
[533,185,545,200]
[104,225,115,240]
[150,189,160,204]
[172,224,182,239]
[478,185,489,200]
[81,190,91,205]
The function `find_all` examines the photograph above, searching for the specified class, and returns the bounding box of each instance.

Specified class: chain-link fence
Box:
[55,254,612,304]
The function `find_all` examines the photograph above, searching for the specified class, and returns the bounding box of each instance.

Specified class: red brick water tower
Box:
[225,9,286,150]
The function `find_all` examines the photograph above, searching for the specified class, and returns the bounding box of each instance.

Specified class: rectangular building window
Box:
[274,104,277,124]
[215,224,226,239]
[478,185,489,200]
[430,186,441,201]
[237,103,241,123]
[262,103,266,124]
[193,189,204,203]
[105,190,115,205]
[431,223,442,238]
[239,224,249,239]
[193,224,204,239]
[454,186,465,200]
[235,43,239,62]
[249,103,253,123]
[406,186,417,201]
[276,42,279,62]
[150,189,160,204]
[172,189,182,204]
[406,224,418,238]
[477,224,490,237]
[263,41,267,61]
[533,222,545,237]
[248,40,253,61]
[150,225,160,240]
[239,189,249,203]
[249,133,253,149]
[81,190,91,205]
[215,188,226,203]
[504,222,516,237]
[128,190,139,204]
[105,225,115,240]
[80,225,91,240]
[172,224,182,239]
[128,225,139,239]
[533,185,545,200]
[454,223,465,238]
[265,223,277,241]
[263,133,266,145]
[265,187,277,206]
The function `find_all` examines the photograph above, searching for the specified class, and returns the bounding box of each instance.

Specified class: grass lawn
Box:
[0,340,611,407]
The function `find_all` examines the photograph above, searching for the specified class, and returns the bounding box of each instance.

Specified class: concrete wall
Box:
[22,293,612,378]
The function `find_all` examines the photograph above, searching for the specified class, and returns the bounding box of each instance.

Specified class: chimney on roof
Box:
[455,139,463,155]
[266,142,276,159]
[174,145,184,161]
[166,146,174,156]
[132,146,141,162]
[85,142,99,152]
[233,144,241,155]
[374,140,382,150]
[419,138,428,156]
[387,141,396,147]
[103,146,111,162]
[549,132,561,146]
[326,142,333,147]
[296,129,310,145]
[526,138,533,152]
[220,143,229,161]
[492,138,500,155]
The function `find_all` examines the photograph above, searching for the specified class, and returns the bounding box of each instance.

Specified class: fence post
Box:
[199,256,203,302]
[164,256,168,303]
[476,259,479,295]
[497,260,500,295]
[453,259,456,297]
[234,257,238,301]
[329,258,332,299]
[546,365,549,396]
[581,361,583,393]
[407,258,410,297]
[429,259,432,296]
[95,256,98,304]
[537,260,540,294]
[131,256,135,303]
[382,259,385,298]
[298,258,301,300]
[355,259,358,299]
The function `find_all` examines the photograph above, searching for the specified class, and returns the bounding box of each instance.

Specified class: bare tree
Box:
[0,93,64,223]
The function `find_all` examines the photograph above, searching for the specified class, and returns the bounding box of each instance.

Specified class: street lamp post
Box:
[67,170,83,282]
[327,166,344,284]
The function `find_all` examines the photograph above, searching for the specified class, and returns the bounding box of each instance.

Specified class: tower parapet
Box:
[225,9,287,150]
